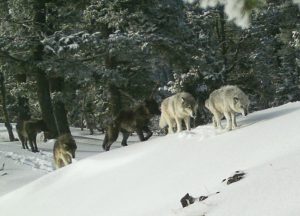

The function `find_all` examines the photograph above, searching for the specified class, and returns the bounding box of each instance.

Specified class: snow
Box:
[0,102,300,216]
[184,0,251,28]
[184,0,300,28]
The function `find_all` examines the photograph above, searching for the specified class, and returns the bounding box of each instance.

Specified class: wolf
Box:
[102,97,161,151]
[205,85,250,130]
[159,92,197,134]
[53,133,77,169]
[16,119,48,152]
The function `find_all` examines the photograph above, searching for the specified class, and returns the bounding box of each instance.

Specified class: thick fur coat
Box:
[205,85,250,130]
[53,133,77,169]
[16,119,48,152]
[159,92,197,134]
[102,98,161,151]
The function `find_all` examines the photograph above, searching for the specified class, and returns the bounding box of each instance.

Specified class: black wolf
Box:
[102,98,161,151]
[16,119,48,152]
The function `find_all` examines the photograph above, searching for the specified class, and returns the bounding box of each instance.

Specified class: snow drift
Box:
[0,102,300,216]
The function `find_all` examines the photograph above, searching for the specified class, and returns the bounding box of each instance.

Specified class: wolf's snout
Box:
[243,109,248,116]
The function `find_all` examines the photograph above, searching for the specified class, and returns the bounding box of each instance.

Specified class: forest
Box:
[0,0,299,141]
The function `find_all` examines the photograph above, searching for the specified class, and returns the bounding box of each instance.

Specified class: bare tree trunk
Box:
[0,72,15,141]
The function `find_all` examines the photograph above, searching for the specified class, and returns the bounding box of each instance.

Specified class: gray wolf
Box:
[159,92,197,134]
[16,119,48,152]
[102,98,161,151]
[205,85,249,130]
[53,133,77,169]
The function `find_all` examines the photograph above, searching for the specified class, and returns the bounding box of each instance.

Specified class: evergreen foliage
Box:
[0,0,299,134]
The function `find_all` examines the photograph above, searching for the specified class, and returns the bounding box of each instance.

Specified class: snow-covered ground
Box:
[0,102,300,216]
[0,126,141,196]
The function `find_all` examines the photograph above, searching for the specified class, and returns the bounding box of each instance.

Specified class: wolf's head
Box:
[144,98,161,115]
[181,95,197,118]
[59,134,77,158]
[233,95,250,116]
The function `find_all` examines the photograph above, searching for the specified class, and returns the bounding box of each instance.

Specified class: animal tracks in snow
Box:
[0,150,54,172]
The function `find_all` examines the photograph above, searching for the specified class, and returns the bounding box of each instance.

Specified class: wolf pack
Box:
[15,85,250,169]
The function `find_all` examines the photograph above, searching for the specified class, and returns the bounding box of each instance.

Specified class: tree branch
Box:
[0,50,27,63]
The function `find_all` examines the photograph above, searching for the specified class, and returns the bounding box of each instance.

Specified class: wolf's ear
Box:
[233,97,239,104]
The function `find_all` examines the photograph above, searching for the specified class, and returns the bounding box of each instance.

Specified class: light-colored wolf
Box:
[159,92,197,134]
[53,133,77,169]
[205,85,250,130]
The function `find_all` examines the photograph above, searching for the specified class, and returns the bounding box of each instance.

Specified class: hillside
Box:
[0,102,300,216]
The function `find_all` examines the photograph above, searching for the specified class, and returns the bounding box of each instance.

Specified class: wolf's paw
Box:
[225,127,232,131]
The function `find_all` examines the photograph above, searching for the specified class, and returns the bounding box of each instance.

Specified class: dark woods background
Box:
[0,0,299,138]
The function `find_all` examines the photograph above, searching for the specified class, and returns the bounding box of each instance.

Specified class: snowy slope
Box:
[0,126,141,196]
[0,102,300,216]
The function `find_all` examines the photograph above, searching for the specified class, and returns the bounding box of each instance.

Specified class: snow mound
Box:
[0,102,300,216]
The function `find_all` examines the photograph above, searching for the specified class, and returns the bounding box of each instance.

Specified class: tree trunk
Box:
[80,95,86,131]
[105,52,123,121]
[35,72,58,138]
[49,77,71,135]
[32,0,58,138]
[0,72,16,141]
[108,84,122,119]
[218,6,228,83]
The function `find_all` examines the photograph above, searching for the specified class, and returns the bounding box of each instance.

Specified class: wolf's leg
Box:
[212,111,222,129]
[175,117,182,133]
[136,129,146,141]
[224,112,232,131]
[27,134,35,152]
[28,140,35,152]
[102,133,108,150]
[231,113,237,129]
[212,117,217,128]
[121,131,130,146]
[24,138,29,149]
[57,158,64,168]
[54,158,60,169]
[89,127,94,135]
[19,135,26,149]
[103,125,119,151]
[61,155,72,166]
[143,126,153,140]
[165,117,174,134]
[33,134,38,152]
[184,117,191,131]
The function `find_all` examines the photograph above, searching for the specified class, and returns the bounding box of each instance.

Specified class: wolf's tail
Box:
[159,115,167,128]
